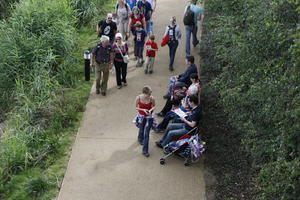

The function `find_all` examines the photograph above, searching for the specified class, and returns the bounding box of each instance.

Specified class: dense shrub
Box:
[200,0,300,199]
[0,0,76,188]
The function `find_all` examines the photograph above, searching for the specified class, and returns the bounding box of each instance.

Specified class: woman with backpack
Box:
[115,0,131,39]
[163,16,181,71]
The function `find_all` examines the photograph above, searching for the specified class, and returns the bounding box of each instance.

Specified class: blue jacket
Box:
[178,64,198,86]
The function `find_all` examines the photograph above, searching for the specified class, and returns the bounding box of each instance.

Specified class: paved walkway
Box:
[57,0,206,199]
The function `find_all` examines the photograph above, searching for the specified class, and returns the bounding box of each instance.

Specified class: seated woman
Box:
[155,94,202,148]
[181,73,201,111]
[157,73,200,117]
[157,82,186,117]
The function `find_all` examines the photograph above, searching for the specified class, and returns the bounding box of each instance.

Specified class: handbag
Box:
[116,43,130,63]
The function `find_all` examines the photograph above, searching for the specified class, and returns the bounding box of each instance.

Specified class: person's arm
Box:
[177,26,182,40]
[91,54,95,66]
[149,97,156,113]
[163,26,169,37]
[96,23,100,35]
[151,43,158,51]
[109,51,115,69]
[142,17,146,29]
[180,117,197,128]
[127,17,132,37]
[152,0,157,12]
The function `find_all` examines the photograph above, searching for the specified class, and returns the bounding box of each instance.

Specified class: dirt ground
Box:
[57,0,209,199]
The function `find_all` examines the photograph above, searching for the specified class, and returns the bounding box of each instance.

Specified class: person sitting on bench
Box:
[156,94,202,148]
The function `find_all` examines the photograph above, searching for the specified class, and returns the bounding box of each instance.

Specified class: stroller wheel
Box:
[160,158,165,165]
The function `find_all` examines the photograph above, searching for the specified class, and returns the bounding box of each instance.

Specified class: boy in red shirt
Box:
[144,34,158,74]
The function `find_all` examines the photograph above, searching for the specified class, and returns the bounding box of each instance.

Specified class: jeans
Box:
[146,21,153,34]
[158,123,188,147]
[114,60,127,86]
[185,25,198,56]
[156,111,176,130]
[138,117,153,154]
[166,76,177,96]
[168,40,178,69]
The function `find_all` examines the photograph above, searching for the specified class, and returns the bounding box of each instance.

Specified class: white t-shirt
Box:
[187,82,200,95]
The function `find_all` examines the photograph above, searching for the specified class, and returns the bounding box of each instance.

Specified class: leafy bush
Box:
[200,0,300,199]
[0,0,76,189]
[71,0,98,27]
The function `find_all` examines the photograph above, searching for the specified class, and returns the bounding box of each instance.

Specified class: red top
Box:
[130,13,145,28]
[145,41,158,57]
[138,96,153,116]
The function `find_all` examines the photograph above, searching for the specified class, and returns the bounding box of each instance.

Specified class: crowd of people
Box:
[90,0,203,157]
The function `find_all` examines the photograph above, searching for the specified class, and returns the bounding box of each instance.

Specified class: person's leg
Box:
[138,118,147,144]
[100,63,110,94]
[134,44,138,58]
[146,20,151,35]
[148,57,154,73]
[192,25,199,47]
[157,111,176,130]
[123,21,128,40]
[121,62,127,84]
[161,125,187,147]
[114,61,122,86]
[158,123,185,144]
[168,43,173,69]
[144,56,150,73]
[95,63,101,92]
[166,76,177,96]
[185,25,192,56]
[171,40,178,68]
[142,118,153,154]
[160,97,173,115]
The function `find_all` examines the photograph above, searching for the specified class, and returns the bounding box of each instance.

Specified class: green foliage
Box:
[0,0,19,19]
[71,0,98,27]
[0,0,106,198]
[201,0,300,199]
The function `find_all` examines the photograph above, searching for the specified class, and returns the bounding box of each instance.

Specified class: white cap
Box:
[115,33,123,40]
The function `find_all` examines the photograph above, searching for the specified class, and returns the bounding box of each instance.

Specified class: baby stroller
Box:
[159,127,205,166]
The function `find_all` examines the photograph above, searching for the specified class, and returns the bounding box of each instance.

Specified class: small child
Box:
[144,34,158,74]
[133,21,147,67]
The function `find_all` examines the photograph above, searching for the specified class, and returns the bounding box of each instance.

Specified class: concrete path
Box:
[57,0,206,199]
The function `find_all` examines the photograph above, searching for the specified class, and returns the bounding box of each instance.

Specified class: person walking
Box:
[133,21,147,67]
[137,0,153,35]
[183,0,203,56]
[91,36,114,96]
[112,33,129,89]
[115,0,131,39]
[134,86,156,157]
[97,13,118,46]
[144,34,158,74]
[163,16,181,71]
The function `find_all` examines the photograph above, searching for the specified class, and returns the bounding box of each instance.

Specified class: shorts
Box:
[134,45,144,58]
